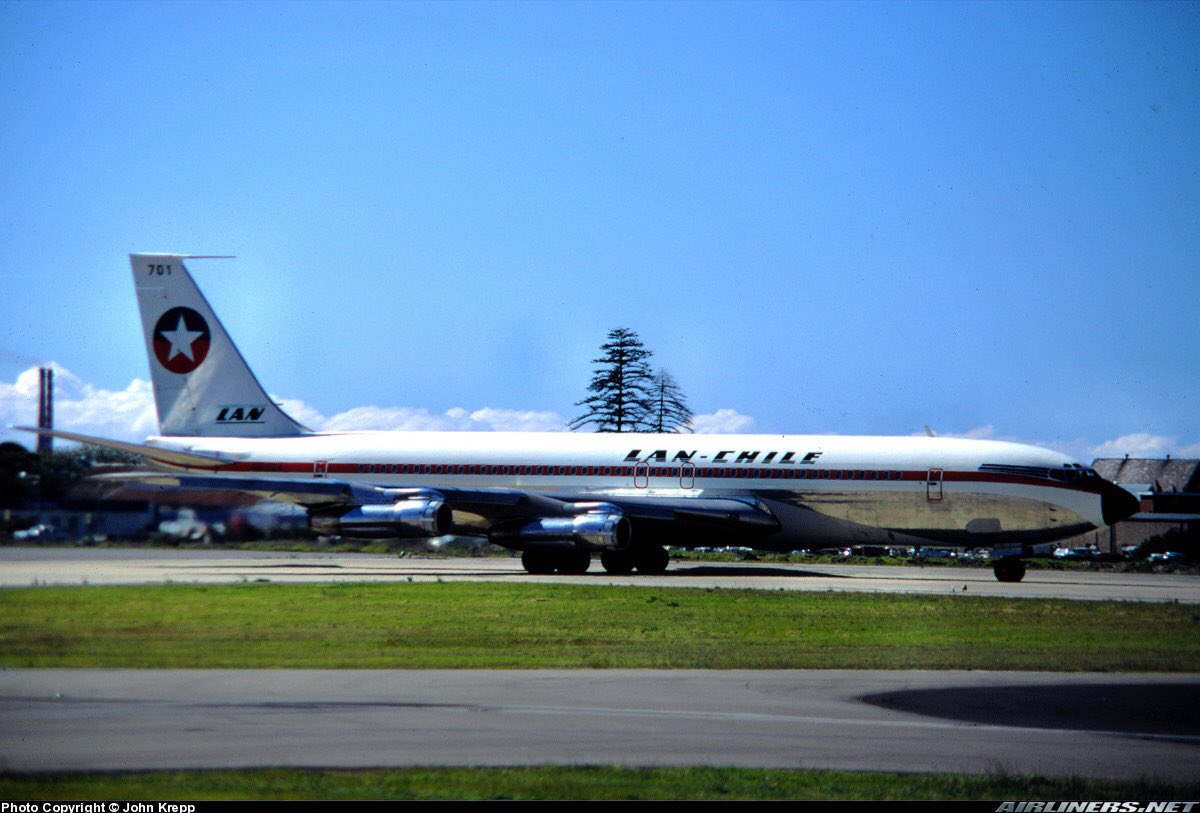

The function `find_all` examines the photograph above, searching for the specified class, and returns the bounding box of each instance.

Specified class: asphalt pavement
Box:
[2,546,1197,602]
[2,669,1197,780]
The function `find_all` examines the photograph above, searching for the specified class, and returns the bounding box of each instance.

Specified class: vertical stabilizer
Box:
[131,254,306,437]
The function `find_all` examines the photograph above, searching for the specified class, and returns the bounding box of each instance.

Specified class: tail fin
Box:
[131,254,306,437]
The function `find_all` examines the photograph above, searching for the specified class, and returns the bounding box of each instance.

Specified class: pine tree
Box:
[650,369,694,433]
[569,328,655,433]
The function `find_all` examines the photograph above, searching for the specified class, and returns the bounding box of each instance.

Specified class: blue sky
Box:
[1,0,1197,460]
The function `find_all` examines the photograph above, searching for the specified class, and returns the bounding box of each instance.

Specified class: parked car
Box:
[1054,546,1099,560]
[12,524,70,541]
[914,547,954,559]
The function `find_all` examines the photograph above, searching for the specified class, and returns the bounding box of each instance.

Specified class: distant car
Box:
[12,524,70,541]
[1147,552,1185,564]
[1054,547,1099,560]
[915,547,954,559]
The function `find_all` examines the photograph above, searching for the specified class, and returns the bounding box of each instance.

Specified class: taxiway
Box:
[1,546,1197,602]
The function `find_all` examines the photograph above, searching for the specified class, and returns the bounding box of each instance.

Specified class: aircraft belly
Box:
[450,483,1099,547]
[760,486,1097,547]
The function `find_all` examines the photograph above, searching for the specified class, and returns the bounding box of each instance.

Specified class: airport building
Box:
[1069,457,1200,554]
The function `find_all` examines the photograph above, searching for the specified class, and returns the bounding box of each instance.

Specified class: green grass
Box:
[2,582,1197,670]
[2,767,1198,800]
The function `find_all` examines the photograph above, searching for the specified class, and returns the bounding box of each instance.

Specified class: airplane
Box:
[19,253,1139,582]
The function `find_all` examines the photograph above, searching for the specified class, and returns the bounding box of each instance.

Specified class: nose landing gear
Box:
[993,557,1027,583]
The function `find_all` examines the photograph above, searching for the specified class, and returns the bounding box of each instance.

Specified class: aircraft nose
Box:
[1101,481,1140,526]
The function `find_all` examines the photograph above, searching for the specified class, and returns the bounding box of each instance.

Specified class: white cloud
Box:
[1091,433,1185,459]
[0,363,156,444]
[466,407,566,432]
[270,398,569,433]
[913,425,1200,463]
[326,406,475,432]
[1178,441,1200,458]
[319,404,568,433]
[952,425,1002,440]
[270,397,328,431]
[910,424,1008,441]
[690,408,756,434]
[280,397,752,435]
[0,365,574,445]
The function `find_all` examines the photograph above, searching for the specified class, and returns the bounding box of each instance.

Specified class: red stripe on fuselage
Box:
[188,460,1103,495]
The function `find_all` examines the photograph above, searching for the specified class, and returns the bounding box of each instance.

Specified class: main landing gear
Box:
[600,546,669,575]
[992,557,1027,583]
[521,549,591,575]
[520,545,671,576]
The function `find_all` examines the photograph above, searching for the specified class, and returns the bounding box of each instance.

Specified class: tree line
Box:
[0,442,141,505]
[570,327,694,433]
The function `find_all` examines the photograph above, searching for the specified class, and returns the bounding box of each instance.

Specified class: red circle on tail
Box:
[152,307,211,374]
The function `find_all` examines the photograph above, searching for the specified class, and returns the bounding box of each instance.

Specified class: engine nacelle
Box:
[490,509,632,552]
[310,499,452,539]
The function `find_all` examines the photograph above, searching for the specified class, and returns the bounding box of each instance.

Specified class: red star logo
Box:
[152,307,211,374]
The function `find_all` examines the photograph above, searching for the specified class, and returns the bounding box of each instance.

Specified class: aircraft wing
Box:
[87,471,780,542]
[105,472,575,515]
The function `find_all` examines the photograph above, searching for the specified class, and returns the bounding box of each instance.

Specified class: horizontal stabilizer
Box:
[12,426,235,469]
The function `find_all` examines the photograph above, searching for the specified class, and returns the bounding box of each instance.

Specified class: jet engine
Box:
[489,505,631,552]
[310,498,452,539]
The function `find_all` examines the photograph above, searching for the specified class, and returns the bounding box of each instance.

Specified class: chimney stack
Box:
[37,367,53,455]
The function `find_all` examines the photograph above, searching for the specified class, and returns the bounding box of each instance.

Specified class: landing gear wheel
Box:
[521,550,557,575]
[993,557,1027,583]
[601,549,637,575]
[557,550,591,575]
[635,545,670,575]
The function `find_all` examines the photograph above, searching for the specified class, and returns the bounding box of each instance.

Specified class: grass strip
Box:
[2,767,1199,801]
[2,582,1197,670]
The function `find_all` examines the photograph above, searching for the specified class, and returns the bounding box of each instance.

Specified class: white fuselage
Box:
[143,431,1110,549]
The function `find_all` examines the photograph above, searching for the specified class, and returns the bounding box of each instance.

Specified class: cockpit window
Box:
[980,462,1098,484]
